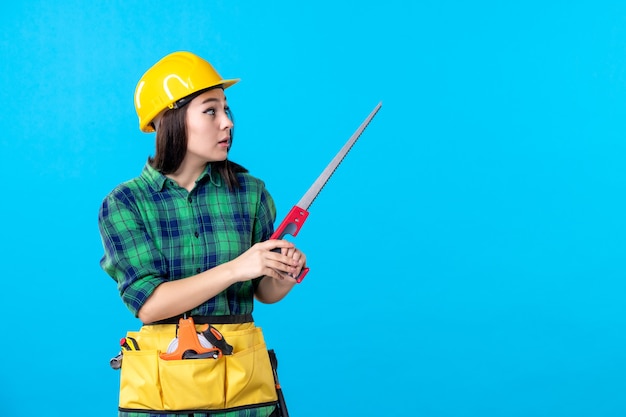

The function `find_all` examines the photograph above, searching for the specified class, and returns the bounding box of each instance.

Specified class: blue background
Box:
[1,1,625,416]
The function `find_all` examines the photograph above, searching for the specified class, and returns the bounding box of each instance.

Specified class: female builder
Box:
[98,51,305,417]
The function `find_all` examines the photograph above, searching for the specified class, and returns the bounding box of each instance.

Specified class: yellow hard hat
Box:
[134,51,240,133]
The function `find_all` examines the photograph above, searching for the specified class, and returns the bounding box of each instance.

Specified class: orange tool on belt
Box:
[160,317,223,361]
[202,324,234,355]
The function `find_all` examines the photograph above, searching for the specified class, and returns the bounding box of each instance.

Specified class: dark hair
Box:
[148,95,247,191]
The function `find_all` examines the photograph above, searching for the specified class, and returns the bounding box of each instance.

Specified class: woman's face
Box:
[185,88,233,163]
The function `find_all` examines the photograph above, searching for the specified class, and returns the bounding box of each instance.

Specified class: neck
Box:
[167,161,207,192]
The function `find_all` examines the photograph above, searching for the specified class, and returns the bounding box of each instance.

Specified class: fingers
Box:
[260,239,294,251]
[276,247,306,280]
[253,239,307,281]
[256,240,297,274]
[266,267,298,282]
[261,240,299,266]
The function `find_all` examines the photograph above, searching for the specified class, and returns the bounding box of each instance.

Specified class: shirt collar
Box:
[196,164,215,186]
[140,163,167,191]
[197,164,223,188]
[140,162,221,192]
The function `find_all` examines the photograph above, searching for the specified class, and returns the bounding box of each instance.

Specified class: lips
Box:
[218,138,230,147]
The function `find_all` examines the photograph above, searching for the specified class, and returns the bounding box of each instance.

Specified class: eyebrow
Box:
[201,95,227,104]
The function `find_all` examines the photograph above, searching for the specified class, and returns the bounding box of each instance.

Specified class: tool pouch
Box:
[118,322,278,413]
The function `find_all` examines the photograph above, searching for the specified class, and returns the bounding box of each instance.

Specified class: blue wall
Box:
[1,1,625,416]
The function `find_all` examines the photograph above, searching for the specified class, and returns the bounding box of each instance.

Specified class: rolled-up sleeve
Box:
[98,188,168,317]
[250,183,277,291]
[252,183,277,244]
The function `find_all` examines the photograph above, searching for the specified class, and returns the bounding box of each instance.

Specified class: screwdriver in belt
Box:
[110,337,140,369]
[121,337,140,351]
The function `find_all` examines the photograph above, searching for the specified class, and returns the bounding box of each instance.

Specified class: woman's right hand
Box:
[230,240,300,282]
[137,239,300,324]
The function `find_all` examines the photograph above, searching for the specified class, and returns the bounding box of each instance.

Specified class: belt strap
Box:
[149,314,254,325]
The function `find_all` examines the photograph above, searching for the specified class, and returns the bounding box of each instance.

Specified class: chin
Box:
[208,154,229,163]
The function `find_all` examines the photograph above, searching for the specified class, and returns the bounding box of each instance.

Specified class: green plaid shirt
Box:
[99,162,277,417]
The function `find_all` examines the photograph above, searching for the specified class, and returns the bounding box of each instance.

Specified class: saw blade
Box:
[297,102,382,210]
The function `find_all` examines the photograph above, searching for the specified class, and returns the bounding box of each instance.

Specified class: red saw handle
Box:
[270,205,310,283]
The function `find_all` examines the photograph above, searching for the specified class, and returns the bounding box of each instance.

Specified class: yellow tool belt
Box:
[118,318,278,413]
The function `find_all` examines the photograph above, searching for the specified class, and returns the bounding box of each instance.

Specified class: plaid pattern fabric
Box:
[117,408,275,417]
[99,163,277,417]
[99,163,276,317]
[118,408,275,417]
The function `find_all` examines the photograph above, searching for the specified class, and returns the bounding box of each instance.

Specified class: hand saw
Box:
[270,101,382,282]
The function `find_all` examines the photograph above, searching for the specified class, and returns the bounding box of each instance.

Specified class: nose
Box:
[221,110,234,131]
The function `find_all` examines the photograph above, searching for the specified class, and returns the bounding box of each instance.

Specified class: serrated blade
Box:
[270,101,382,283]
[297,101,382,210]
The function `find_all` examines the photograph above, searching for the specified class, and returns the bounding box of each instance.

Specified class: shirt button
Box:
[188,196,193,203]
[196,268,202,274]
[194,231,199,238]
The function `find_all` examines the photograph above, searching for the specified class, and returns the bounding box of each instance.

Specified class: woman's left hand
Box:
[279,246,307,280]
[255,245,307,303]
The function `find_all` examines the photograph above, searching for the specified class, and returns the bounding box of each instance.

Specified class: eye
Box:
[225,106,234,122]
[203,108,216,116]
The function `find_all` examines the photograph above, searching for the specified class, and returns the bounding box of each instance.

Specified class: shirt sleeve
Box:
[252,182,276,244]
[251,182,277,291]
[98,188,168,317]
